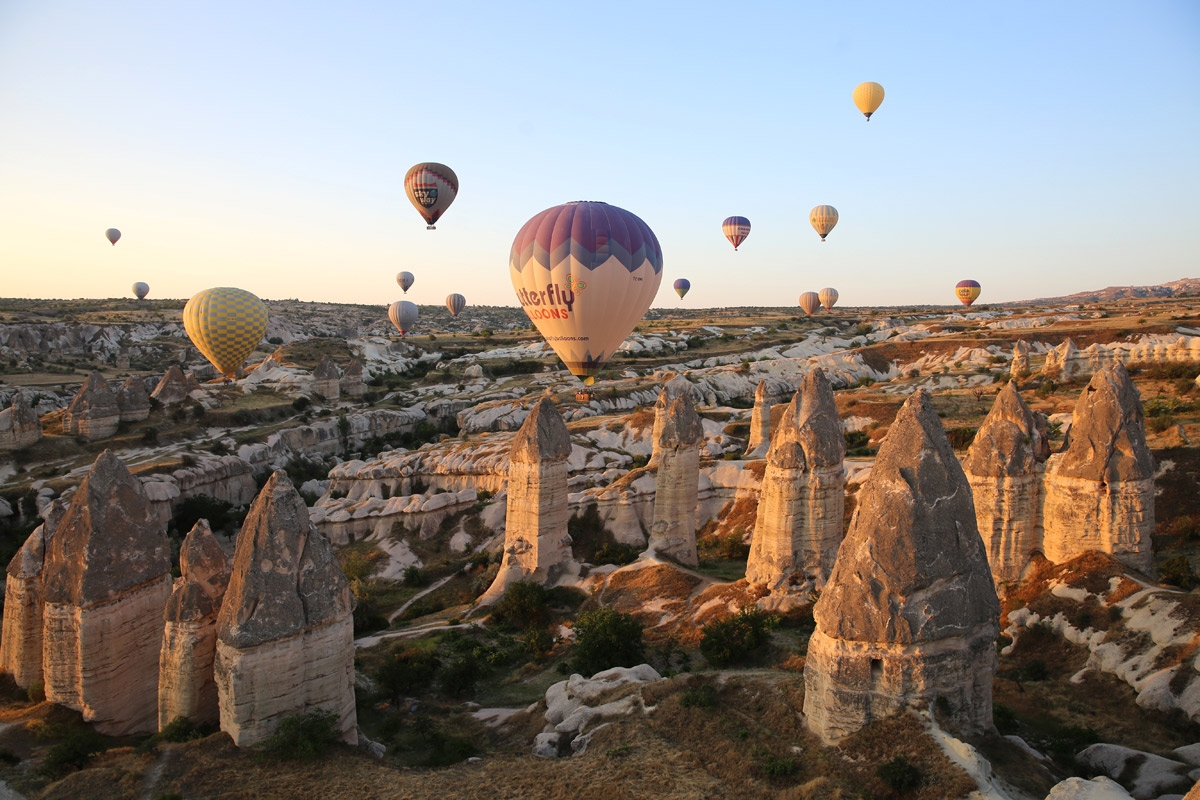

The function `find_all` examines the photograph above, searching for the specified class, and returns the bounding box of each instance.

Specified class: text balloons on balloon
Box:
[510,201,663,385]
[722,216,751,251]
[404,163,458,229]
[955,280,981,307]
[397,271,414,293]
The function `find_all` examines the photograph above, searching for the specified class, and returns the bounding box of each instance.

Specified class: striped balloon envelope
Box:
[810,206,839,241]
[853,82,885,120]
[445,293,466,318]
[955,280,982,307]
[183,287,269,379]
[722,216,751,250]
[819,287,839,311]
[388,300,419,335]
[510,201,663,385]
[799,292,821,315]
[404,163,458,229]
[397,271,415,293]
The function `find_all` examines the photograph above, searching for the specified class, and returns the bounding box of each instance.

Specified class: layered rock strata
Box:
[62,371,120,441]
[744,380,772,458]
[649,377,693,465]
[0,502,64,688]
[804,390,1000,744]
[480,397,575,603]
[0,391,42,451]
[745,368,845,592]
[1042,363,1155,574]
[962,382,1050,584]
[648,392,704,566]
[1010,340,1031,382]
[116,375,151,422]
[151,365,196,405]
[159,520,232,729]
[312,356,341,401]
[340,359,365,398]
[214,472,357,747]
[41,451,173,735]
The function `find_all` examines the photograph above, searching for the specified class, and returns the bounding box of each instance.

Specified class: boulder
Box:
[803,389,999,744]
[116,375,151,422]
[962,381,1049,583]
[1045,777,1135,800]
[214,471,356,747]
[41,451,173,735]
[1042,363,1155,574]
[1075,743,1197,799]
[535,665,661,757]
[312,356,341,401]
[0,391,42,451]
[62,371,120,441]
[648,391,704,566]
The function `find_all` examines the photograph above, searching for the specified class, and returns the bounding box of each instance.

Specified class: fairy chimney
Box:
[63,372,120,440]
[1010,340,1031,383]
[1042,363,1154,574]
[0,501,65,688]
[804,390,1000,744]
[962,382,1050,584]
[745,368,845,593]
[158,520,231,729]
[479,397,575,604]
[116,375,151,422]
[648,392,704,566]
[0,391,43,451]
[1043,338,1080,380]
[312,356,341,401]
[339,359,365,398]
[41,451,173,735]
[214,472,357,746]
[650,377,693,465]
[151,365,193,406]
[744,380,773,458]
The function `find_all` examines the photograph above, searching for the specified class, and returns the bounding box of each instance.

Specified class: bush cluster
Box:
[571,607,645,677]
[699,607,778,667]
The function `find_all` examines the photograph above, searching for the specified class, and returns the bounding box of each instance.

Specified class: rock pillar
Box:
[1010,340,1030,383]
[804,390,999,744]
[744,380,772,458]
[0,392,43,451]
[312,356,341,401]
[0,502,64,688]
[340,359,365,398]
[1042,363,1154,574]
[62,372,120,440]
[648,392,703,566]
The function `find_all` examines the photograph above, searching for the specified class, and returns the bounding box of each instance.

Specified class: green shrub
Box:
[402,565,429,587]
[593,542,640,566]
[700,607,778,667]
[377,647,440,701]
[156,715,204,743]
[571,607,645,677]
[946,427,978,450]
[40,730,108,778]
[1160,555,1198,590]
[491,581,551,631]
[679,683,718,709]
[697,531,751,562]
[26,680,44,703]
[172,494,243,535]
[844,430,873,457]
[439,653,482,697]
[0,748,19,765]
[258,708,340,761]
[877,754,922,792]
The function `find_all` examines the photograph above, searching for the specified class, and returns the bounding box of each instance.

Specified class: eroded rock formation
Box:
[0,501,65,688]
[340,359,365,398]
[62,371,120,441]
[804,389,999,744]
[116,375,151,422]
[214,471,356,746]
[648,392,703,566]
[151,365,197,405]
[41,451,173,735]
[1010,339,1031,382]
[0,391,42,451]
[1042,363,1154,573]
[744,380,772,458]
[745,368,845,594]
[159,520,232,729]
[1044,338,1080,380]
[479,397,575,603]
[312,356,341,401]
[649,377,693,465]
[962,382,1050,584]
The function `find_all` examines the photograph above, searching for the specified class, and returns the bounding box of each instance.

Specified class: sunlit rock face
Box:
[648,392,704,566]
[744,380,772,458]
[312,355,341,401]
[479,397,576,604]
[41,451,173,736]
[649,376,694,466]
[158,520,232,730]
[804,390,999,745]
[1043,338,1081,380]
[116,375,151,422]
[150,365,199,406]
[339,359,365,398]
[1042,363,1154,574]
[214,471,356,747]
[962,382,1050,584]
[62,371,120,441]
[1010,339,1031,382]
[0,502,65,688]
[0,391,43,451]
[745,368,845,593]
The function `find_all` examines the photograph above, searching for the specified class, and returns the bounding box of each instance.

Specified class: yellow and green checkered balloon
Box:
[183,287,269,379]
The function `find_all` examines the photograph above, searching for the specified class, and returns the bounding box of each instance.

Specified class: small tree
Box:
[571,607,644,676]
[700,607,778,667]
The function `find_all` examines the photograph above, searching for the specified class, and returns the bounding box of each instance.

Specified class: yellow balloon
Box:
[853,82,885,120]
[183,287,269,379]
[810,205,839,241]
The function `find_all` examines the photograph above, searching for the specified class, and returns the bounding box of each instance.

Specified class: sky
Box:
[1,1,1198,310]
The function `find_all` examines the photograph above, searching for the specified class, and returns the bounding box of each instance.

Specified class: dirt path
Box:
[385,574,455,624]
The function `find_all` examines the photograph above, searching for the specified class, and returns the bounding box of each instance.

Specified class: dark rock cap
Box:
[962,382,1049,477]
[313,356,342,380]
[217,471,351,649]
[42,450,170,606]
[656,392,704,448]
[510,396,572,464]
[179,519,231,602]
[767,369,844,470]
[6,500,64,580]
[342,359,363,378]
[814,390,999,644]
[66,372,116,413]
[1052,362,1154,482]
[164,579,216,623]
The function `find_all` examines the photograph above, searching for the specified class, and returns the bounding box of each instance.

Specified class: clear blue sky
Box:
[1,1,1197,309]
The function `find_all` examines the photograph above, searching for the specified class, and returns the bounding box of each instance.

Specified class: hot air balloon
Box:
[445,293,466,318]
[673,278,691,299]
[132,282,149,300]
[819,287,839,311]
[810,206,839,241]
[799,292,821,316]
[853,82,885,121]
[397,271,415,293]
[955,280,982,307]
[388,300,419,336]
[105,228,121,246]
[404,162,458,229]
[722,216,751,251]
[510,201,663,385]
[183,287,269,380]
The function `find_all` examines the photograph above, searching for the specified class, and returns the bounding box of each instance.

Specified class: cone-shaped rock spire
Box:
[648,392,704,565]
